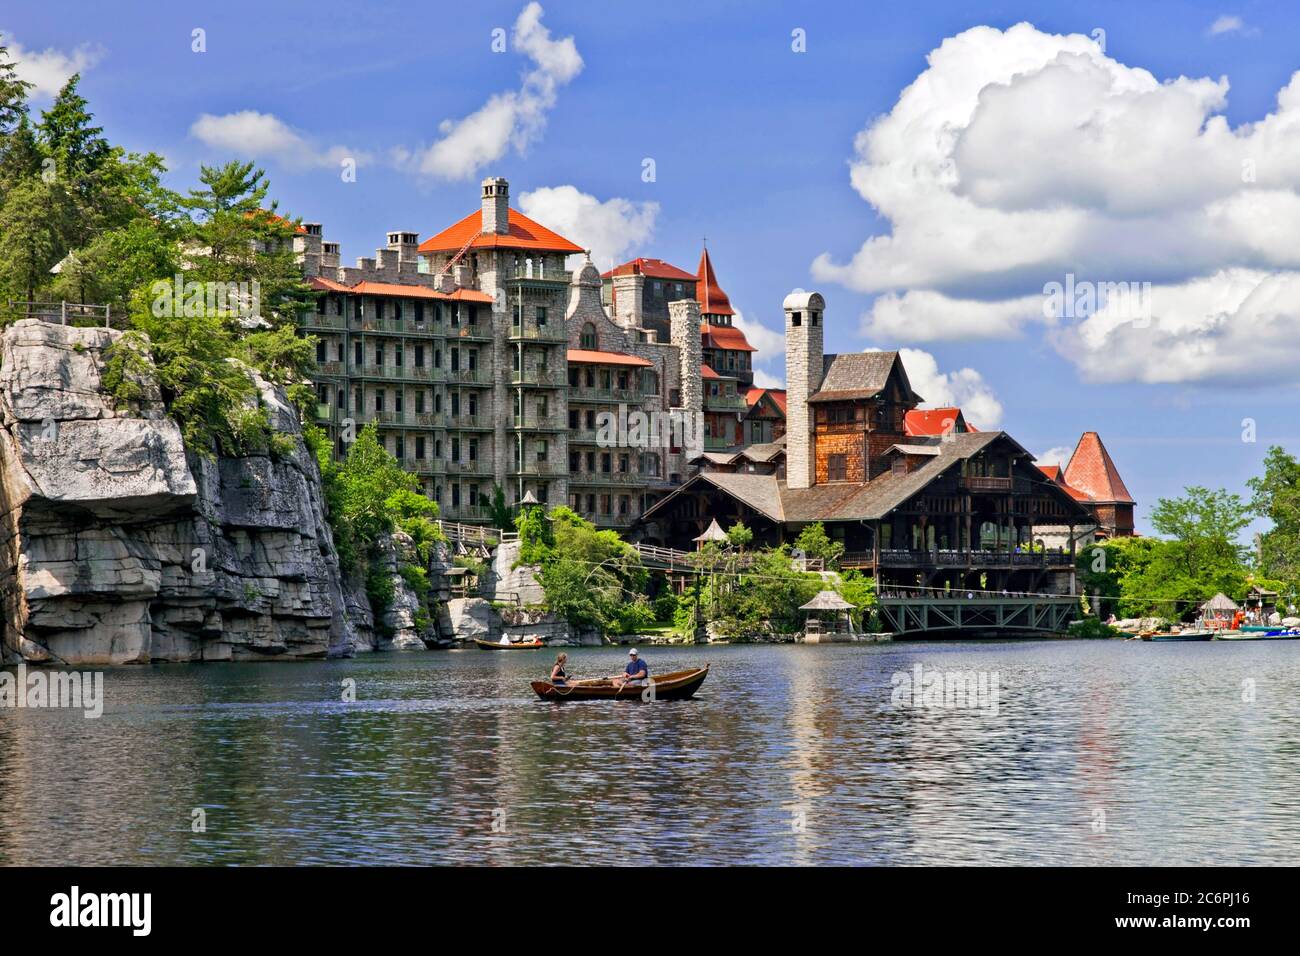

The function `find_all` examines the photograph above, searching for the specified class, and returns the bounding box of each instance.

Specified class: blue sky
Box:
[7,0,1300,536]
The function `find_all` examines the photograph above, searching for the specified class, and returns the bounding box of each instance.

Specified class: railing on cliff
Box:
[7,300,114,328]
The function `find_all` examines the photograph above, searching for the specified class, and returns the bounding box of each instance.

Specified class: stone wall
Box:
[0,319,351,664]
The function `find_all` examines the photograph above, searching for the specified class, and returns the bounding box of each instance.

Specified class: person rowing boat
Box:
[550,653,571,687]
[611,648,649,690]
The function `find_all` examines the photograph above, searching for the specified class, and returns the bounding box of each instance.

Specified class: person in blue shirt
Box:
[613,648,649,689]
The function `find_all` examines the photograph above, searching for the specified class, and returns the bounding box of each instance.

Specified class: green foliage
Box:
[1249,446,1300,587]
[794,522,845,569]
[515,504,554,564]
[486,483,515,532]
[725,521,753,551]
[1078,488,1251,620]
[527,506,647,633]
[365,563,396,638]
[0,34,33,137]
[709,548,823,639]
[835,569,877,630]
[1069,617,1120,640]
[652,591,680,623]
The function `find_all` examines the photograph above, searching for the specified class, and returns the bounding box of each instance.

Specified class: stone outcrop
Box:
[0,319,350,664]
[439,597,501,642]
[482,539,545,605]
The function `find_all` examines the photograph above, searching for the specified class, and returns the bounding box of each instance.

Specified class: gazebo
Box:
[693,518,728,549]
[1201,592,1239,630]
[800,590,856,642]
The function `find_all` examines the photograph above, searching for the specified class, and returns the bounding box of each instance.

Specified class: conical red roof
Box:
[695,247,735,317]
[1063,432,1134,504]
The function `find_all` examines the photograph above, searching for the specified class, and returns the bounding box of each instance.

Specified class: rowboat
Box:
[1216,629,1300,641]
[1144,630,1214,642]
[531,665,709,702]
[474,638,545,650]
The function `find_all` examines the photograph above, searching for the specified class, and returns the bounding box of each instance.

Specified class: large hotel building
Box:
[297,177,771,528]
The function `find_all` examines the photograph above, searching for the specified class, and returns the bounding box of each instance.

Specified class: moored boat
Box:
[531,665,709,701]
[1145,630,1214,642]
[474,638,545,650]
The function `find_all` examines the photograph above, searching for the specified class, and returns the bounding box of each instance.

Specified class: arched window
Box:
[580,323,598,350]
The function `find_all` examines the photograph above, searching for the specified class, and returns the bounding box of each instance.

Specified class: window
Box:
[580,323,597,349]
[374,344,383,366]
[394,436,404,459]
[536,306,547,326]
[416,391,425,414]
[353,298,362,320]
[569,409,580,429]
[414,344,424,368]
[395,390,404,413]
[336,342,344,362]
[354,341,362,366]
[415,437,426,459]
[316,297,326,314]
[537,440,548,462]
[469,438,478,461]
[415,301,424,323]
[451,393,461,416]
[394,344,403,367]
[376,300,384,321]
[468,393,478,417]
[393,301,402,321]
[316,340,326,362]
[375,391,384,412]
[828,454,847,481]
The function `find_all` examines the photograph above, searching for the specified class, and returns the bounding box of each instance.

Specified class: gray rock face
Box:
[439,597,502,642]
[483,539,545,605]
[0,319,352,664]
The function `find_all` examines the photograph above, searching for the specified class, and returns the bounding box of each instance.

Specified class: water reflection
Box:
[2,641,1298,865]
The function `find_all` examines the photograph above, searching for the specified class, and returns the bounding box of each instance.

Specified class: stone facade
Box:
[300,177,705,530]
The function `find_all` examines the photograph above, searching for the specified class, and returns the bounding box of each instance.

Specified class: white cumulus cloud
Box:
[1036,446,1075,468]
[417,3,581,180]
[751,367,785,389]
[1208,15,1254,37]
[869,347,1004,429]
[517,185,656,267]
[730,308,786,367]
[813,22,1300,384]
[4,33,104,98]
[190,110,370,170]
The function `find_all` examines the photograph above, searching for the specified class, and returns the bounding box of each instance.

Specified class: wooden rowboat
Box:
[474,638,545,650]
[1144,630,1214,642]
[531,665,709,702]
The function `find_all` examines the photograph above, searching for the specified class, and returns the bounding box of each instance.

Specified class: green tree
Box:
[486,483,515,531]
[794,521,845,569]
[0,34,33,136]
[1248,446,1300,583]
[0,176,77,301]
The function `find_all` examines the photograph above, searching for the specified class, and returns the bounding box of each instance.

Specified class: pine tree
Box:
[0,177,77,302]
[37,74,111,186]
[0,33,33,136]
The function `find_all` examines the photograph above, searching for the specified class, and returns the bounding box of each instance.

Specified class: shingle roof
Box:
[702,323,755,352]
[417,207,584,255]
[1063,432,1134,504]
[905,407,971,436]
[308,276,494,303]
[810,350,921,404]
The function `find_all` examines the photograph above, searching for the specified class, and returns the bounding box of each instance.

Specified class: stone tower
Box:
[670,298,703,455]
[481,177,509,235]
[784,291,826,490]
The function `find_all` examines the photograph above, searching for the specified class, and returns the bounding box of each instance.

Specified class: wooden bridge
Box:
[877,591,1080,636]
[629,543,823,573]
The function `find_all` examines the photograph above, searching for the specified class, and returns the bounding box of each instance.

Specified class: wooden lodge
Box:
[639,338,1095,595]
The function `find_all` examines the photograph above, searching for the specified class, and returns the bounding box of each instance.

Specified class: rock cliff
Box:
[0,319,351,664]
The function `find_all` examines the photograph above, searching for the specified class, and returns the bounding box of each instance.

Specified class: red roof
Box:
[701,364,721,380]
[696,247,735,317]
[308,277,493,304]
[1039,464,1092,502]
[601,258,696,282]
[701,323,755,352]
[1064,432,1135,504]
[566,349,653,367]
[418,207,584,255]
[745,387,787,415]
[247,210,307,234]
[904,407,969,437]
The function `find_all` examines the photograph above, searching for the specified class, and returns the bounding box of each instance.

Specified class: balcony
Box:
[569,469,647,486]
[302,313,346,331]
[315,361,345,377]
[705,392,748,411]
[510,460,569,478]
[575,510,639,529]
[445,415,493,431]
[445,368,490,386]
[440,503,490,522]
[871,548,1073,569]
[508,323,567,343]
[704,436,737,452]
[447,323,493,342]
[446,459,492,476]
[401,458,446,476]
[355,364,442,382]
[568,386,644,404]
[512,414,566,431]
[511,369,565,387]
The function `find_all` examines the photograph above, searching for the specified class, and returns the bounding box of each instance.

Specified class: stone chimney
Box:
[321,242,340,270]
[670,298,703,456]
[387,231,420,263]
[611,265,645,330]
[481,177,510,235]
[784,291,826,490]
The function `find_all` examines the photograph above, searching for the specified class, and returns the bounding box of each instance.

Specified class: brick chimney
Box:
[481,177,510,235]
[784,291,825,490]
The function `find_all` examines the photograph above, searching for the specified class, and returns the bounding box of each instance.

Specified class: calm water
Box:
[2,640,1299,866]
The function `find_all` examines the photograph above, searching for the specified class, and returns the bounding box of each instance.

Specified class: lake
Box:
[2,639,1298,865]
